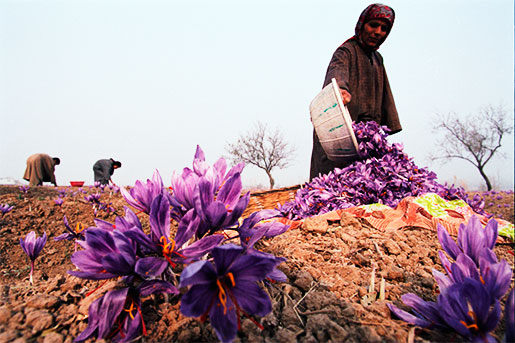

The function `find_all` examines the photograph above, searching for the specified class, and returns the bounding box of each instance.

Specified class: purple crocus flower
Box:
[109,184,120,193]
[504,287,514,343]
[0,203,13,216]
[388,278,501,342]
[54,216,87,251]
[193,173,250,237]
[478,249,513,301]
[68,228,137,280]
[84,193,102,204]
[76,280,178,342]
[54,197,64,206]
[125,195,223,275]
[20,231,47,285]
[179,244,279,343]
[439,278,501,343]
[120,170,166,214]
[170,145,245,218]
[387,293,448,329]
[238,209,290,249]
[19,185,29,193]
[437,216,497,266]
[170,168,200,212]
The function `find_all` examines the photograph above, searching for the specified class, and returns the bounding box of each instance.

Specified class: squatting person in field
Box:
[310,3,402,180]
[23,153,60,187]
[93,158,122,185]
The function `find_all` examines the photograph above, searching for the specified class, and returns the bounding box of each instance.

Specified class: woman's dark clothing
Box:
[309,4,401,180]
[93,159,115,185]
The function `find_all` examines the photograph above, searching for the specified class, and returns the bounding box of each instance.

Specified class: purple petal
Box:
[175,208,200,248]
[178,234,224,261]
[483,219,498,250]
[98,288,129,338]
[135,257,168,278]
[209,293,238,343]
[212,244,244,276]
[505,288,515,343]
[149,194,171,241]
[480,259,513,300]
[84,229,116,255]
[180,284,215,317]
[432,269,453,295]
[75,295,102,341]
[101,253,133,275]
[138,280,179,297]
[228,253,277,282]
[401,293,446,327]
[205,201,228,228]
[232,280,272,317]
[179,260,217,288]
[387,303,432,327]
[217,173,242,209]
[93,218,115,231]
[437,224,460,261]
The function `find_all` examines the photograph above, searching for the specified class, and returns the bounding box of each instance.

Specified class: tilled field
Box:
[0,185,513,343]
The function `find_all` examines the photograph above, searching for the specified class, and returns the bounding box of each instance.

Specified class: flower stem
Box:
[29,260,34,285]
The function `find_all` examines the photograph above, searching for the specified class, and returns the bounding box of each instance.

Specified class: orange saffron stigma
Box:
[217,279,228,314]
[159,236,178,266]
[75,222,85,234]
[227,272,236,287]
[460,320,479,331]
[124,300,137,320]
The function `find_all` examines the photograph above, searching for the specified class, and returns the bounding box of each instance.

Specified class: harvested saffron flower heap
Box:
[279,121,485,221]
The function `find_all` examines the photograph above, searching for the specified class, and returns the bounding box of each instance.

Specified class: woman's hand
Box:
[340,89,352,104]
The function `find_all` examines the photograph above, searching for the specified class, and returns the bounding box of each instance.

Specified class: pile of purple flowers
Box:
[279,121,486,220]
[388,216,514,342]
[65,146,289,343]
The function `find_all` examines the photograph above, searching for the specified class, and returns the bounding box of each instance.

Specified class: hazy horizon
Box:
[1,0,513,191]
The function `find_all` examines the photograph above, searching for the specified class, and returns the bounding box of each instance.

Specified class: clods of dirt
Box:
[0,185,513,342]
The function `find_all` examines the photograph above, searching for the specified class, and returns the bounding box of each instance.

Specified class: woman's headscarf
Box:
[354,3,395,51]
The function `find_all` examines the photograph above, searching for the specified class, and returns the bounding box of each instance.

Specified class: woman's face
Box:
[361,19,389,48]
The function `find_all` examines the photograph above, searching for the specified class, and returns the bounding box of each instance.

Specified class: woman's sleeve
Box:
[323,47,352,91]
[381,68,402,134]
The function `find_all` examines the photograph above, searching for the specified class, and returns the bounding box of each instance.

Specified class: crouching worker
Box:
[93,158,121,185]
[23,153,60,186]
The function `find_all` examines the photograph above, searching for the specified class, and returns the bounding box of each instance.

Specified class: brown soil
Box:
[0,185,513,343]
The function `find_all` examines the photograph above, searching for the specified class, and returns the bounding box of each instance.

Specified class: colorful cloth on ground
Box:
[278,193,514,241]
[23,153,57,186]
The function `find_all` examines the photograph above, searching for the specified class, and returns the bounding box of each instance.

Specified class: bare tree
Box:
[431,104,513,191]
[226,122,295,189]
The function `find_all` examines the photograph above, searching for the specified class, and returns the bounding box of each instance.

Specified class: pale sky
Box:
[1,0,513,191]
